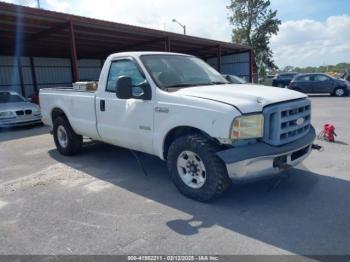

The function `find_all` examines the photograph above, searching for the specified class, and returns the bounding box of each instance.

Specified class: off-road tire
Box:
[53,116,82,155]
[167,134,231,202]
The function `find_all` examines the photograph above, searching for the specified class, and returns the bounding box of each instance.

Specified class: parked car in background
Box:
[223,74,248,84]
[272,73,298,88]
[0,91,41,127]
[289,73,350,96]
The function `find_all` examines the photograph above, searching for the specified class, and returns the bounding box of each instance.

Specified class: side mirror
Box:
[116,76,133,99]
[116,76,152,100]
[135,80,152,100]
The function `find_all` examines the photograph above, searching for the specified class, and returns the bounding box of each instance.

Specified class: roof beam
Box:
[0,21,70,54]
[117,37,167,51]
[183,44,220,54]
[92,37,167,58]
[25,21,69,42]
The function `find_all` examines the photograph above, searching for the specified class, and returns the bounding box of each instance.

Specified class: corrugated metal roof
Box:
[0,1,251,59]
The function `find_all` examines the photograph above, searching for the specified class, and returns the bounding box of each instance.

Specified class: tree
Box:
[227,0,281,72]
[283,65,295,72]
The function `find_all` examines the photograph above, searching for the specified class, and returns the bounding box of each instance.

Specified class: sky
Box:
[4,0,350,68]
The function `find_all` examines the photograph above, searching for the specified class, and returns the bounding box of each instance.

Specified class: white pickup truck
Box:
[40,52,316,201]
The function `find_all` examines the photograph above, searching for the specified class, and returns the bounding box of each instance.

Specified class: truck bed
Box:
[40,87,99,140]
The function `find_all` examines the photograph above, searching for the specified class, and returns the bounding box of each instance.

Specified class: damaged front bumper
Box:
[217,126,316,182]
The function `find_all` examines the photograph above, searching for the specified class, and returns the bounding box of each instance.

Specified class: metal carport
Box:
[0,2,253,97]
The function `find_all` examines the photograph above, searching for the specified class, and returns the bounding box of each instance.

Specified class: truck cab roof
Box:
[107,51,192,60]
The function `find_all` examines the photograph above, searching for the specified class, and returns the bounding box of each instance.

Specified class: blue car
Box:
[289,73,350,96]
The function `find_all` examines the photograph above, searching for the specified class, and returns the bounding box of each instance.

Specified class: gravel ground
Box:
[0,96,349,255]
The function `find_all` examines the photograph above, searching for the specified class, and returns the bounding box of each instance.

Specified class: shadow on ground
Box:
[49,142,350,255]
[0,124,48,142]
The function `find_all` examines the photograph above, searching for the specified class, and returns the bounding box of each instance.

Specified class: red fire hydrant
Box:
[318,124,337,142]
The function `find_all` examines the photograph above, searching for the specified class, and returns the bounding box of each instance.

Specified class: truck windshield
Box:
[140,54,228,90]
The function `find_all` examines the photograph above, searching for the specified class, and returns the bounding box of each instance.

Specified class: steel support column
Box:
[69,21,79,82]
[17,56,25,97]
[217,45,222,73]
[249,49,254,83]
[165,37,171,52]
[29,57,38,93]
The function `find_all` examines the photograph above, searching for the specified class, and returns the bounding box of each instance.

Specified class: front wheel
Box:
[167,134,231,202]
[53,116,82,155]
[333,87,346,97]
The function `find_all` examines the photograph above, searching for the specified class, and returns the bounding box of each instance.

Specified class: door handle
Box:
[100,100,105,111]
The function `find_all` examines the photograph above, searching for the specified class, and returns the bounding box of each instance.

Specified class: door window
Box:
[314,75,329,81]
[296,75,311,82]
[106,59,145,93]
[279,74,295,80]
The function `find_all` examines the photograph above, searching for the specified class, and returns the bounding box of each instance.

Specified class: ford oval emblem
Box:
[296,117,304,126]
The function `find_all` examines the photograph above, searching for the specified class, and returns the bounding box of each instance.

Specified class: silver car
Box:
[0,91,41,127]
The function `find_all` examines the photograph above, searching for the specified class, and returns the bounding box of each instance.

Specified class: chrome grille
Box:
[263,99,311,146]
[16,110,24,116]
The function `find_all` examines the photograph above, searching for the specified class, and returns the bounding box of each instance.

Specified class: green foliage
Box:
[227,0,281,71]
[281,63,350,74]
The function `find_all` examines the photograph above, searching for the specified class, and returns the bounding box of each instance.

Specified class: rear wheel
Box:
[53,116,82,155]
[167,134,231,202]
[333,87,346,97]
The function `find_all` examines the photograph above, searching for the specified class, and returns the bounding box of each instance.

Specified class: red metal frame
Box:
[249,49,254,83]
[68,21,79,82]
[165,37,171,52]
[217,45,222,73]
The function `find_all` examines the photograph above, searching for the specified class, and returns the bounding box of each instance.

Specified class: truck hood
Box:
[176,84,307,113]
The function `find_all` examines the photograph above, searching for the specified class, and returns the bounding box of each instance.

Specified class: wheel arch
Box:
[333,85,346,96]
[162,126,215,160]
[51,107,68,123]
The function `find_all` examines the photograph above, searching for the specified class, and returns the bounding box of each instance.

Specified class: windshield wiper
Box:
[164,84,194,88]
[209,81,228,85]
[164,83,209,88]
[164,82,227,90]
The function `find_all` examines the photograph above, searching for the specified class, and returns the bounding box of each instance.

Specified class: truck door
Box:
[95,58,154,154]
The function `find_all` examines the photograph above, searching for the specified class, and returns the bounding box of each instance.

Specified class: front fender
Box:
[153,100,240,159]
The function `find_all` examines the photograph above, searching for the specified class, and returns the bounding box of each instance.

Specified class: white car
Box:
[0,91,41,127]
[40,52,316,201]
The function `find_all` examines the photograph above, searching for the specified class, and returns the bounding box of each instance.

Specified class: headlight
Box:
[33,107,41,113]
[230,114,264,140]
[0,111,14,117]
